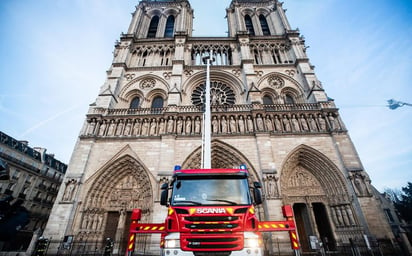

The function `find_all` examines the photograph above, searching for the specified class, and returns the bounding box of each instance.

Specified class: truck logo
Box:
[196,208,226,214]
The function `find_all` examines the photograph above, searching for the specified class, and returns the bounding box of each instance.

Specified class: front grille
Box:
[187,238,237,243]
[186,223,239,229]
[186,237,240,249]
[181,234,243,251]
[185,216,238,222]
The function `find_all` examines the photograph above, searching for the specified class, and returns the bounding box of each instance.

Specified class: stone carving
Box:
[267,75,285,89]
[238,116,245,133]
[194,117,201,134]
[221,116,228,133]
[264,174,279,199]
[140,78,156,89]
[185,117,192,134]
[350,172,371,197]
[265,115,273,131]
[63,179,78,202]
[167,117,174,133]
[149,118,157,136]
[86,119,97,135]
[285,69,295,76]
[256,114,264,131]
[91,112,343,138]
[125,73,135,81]
[229,116,237,133]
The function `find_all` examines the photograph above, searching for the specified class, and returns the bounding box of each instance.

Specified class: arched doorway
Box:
[181,139,259,180]
[280,145,352,252]
[78,155,154,255]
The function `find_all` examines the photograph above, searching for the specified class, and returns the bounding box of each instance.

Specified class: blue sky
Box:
[0,0,411,192]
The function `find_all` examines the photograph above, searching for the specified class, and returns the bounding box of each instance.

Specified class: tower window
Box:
[151,96,164,109]
[164,15,175,38]
[244,15,255,36]
[130,97,140,109]
[147,16,160,38]
[259,15,270,36]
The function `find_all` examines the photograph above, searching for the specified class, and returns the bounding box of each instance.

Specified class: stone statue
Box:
[63,179,77,201]
[185,117,192,134]
[265,115,273,131]
[229,116,237,133]
[256,114,264,131]
[238,116,245,133]
[167,117,174,133]
[221,116,228,133]
[149,118,157,135]
[194,117,201,134]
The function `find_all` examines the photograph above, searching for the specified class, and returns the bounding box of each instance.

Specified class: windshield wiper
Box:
[174,200,202,206]
[206,199,237,205]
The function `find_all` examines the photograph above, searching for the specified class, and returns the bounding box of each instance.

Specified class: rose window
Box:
[191,81,235,108]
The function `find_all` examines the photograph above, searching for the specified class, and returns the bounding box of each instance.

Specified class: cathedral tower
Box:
[44,0,399,255]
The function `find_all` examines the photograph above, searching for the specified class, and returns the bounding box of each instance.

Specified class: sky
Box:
[0,0,411,192]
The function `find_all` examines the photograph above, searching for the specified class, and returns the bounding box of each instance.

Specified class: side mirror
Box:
[253,181,262,189]
[160,183,169,206]
[253,182,262,205]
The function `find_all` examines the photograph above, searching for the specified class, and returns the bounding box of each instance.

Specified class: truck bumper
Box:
[161,248,262,256]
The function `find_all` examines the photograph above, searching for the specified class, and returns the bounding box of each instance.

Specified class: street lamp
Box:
[387,99,412,110]
[201,51,215,169]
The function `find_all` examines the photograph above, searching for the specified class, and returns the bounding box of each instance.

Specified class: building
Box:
[43,0,405,255]
[0,131,67,252]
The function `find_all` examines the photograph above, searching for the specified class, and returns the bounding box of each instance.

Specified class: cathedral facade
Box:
[44,0,399,255]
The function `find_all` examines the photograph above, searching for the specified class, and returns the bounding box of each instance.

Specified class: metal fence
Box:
[1,236,405,256]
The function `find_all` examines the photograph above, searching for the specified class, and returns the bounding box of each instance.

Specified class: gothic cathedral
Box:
[44,0,398,255]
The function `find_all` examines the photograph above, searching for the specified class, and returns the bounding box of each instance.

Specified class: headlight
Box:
[164,239,179,248]
[244,237,260,248]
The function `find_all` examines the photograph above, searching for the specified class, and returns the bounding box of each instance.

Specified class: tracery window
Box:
[191,81,235,109]
[147,16,160,38]
[164,15,175,37]
[191,44,232,66]
[130,97,140,109]
[259,15,270,36]
[245,15,255,36]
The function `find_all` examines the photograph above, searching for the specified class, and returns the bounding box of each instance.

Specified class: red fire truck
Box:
[125,165,299,256]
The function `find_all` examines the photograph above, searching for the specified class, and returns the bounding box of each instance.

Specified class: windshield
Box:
[171,176,251,206]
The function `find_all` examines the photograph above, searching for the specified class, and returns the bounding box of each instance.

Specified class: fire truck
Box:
[125,165,299,256]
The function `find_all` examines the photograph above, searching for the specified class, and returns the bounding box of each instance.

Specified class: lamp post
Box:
[201,52,214,169]
[387,99,412,110]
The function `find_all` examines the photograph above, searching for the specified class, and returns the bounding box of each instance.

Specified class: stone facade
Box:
[43,0,401,255]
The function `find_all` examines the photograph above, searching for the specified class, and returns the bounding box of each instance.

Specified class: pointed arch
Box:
[259,14,270,35]
[164,15,175,37]
[181,139,260,183]
[280,144,350,204]
[84,154,154,211]
[147,15,160,38]
[244,15,255,36]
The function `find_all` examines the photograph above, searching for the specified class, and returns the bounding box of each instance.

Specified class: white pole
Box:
[202,52,212,169]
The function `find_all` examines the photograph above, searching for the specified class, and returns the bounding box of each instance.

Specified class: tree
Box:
[394,182,412,223]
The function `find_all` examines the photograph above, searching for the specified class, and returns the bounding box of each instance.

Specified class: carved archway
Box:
[280,144,349,203]
[78,155,153,254]
[181,139,260,182]
[280,145,357,251]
